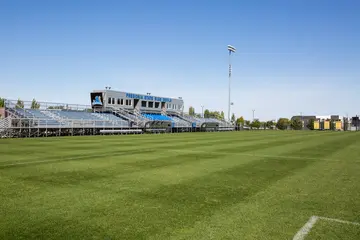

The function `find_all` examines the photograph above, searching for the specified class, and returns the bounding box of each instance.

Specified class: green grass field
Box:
[1,131,360,239]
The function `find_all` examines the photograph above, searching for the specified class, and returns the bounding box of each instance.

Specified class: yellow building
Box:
[314,121,320,130]
[335,121,342,130]
[324,121,330,130]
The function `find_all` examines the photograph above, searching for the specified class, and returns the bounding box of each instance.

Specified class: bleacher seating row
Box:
[142,113,172,121]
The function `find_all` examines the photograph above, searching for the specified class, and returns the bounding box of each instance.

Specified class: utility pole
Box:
[227,45,236,122]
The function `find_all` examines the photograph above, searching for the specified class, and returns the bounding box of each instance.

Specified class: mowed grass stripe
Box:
[0,131,270,148]
[114,132,333,173]
[0,132,270,163]
[0,131,321,185]
[0,131,330,168]
[70,131,345,194]
[0,131,337,192]
[0,132,342,189]
[0,130,315,152]
[0,130,322,153]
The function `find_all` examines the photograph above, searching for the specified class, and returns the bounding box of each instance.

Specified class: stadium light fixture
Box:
[227,45,236,122]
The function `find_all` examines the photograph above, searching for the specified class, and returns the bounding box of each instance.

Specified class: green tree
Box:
[236,117,244,127]
[276,118,290,130]
[307,119,315,130]
[204,109,210,118]
[0,97,5,108]
[208,111,221,120]
[231,113,236,123]
[220,111,225,120]
[189,106,195,116]
[236,116,245,126]
[251,119,261,129]
[330,121,336,130]
[245,120,251,127]
[266,121,275,129]
[15,98,24,109]
[290,118,303,130]
[31,98,40,109]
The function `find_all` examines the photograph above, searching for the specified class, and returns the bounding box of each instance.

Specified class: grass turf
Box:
[0,131,360,239]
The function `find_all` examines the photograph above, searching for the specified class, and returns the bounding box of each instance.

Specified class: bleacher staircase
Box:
[109,106,147,127]
[0,116,11,137]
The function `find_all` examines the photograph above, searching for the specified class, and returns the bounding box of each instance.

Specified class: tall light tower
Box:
[227,45,236,122]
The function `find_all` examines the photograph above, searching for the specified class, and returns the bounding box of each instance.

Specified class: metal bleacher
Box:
[8,105,130,128]
[13,109,62,126]
[92,112,129,127]
[1,98,235,138]
[168,115,192,127]
[53,110,130,127]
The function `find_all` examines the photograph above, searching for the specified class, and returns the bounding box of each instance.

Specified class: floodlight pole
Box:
[227,45,236,122]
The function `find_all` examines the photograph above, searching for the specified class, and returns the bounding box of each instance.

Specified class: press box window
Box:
[148,101,154,108]
[117,99,120,105]
[112,98,115,104]
[141,101,147,107]
[108,97,111,104]
[155,102,160,108]
[120,99,124,105]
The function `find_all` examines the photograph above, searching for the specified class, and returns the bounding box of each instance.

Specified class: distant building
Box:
[290,115,344,130]
[291,115,316,129]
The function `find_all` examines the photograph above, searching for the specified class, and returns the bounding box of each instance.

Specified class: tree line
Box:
[188,106,228,120]
[187,106,309,130]
[236,117,303,130]
[14,98,40,109]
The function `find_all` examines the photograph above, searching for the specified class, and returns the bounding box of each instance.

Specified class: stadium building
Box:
[0,89,234,138]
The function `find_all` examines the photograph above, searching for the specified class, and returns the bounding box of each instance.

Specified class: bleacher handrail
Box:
[5,99,91,111]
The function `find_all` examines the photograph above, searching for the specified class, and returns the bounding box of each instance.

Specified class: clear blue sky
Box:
[1,0,359,120]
